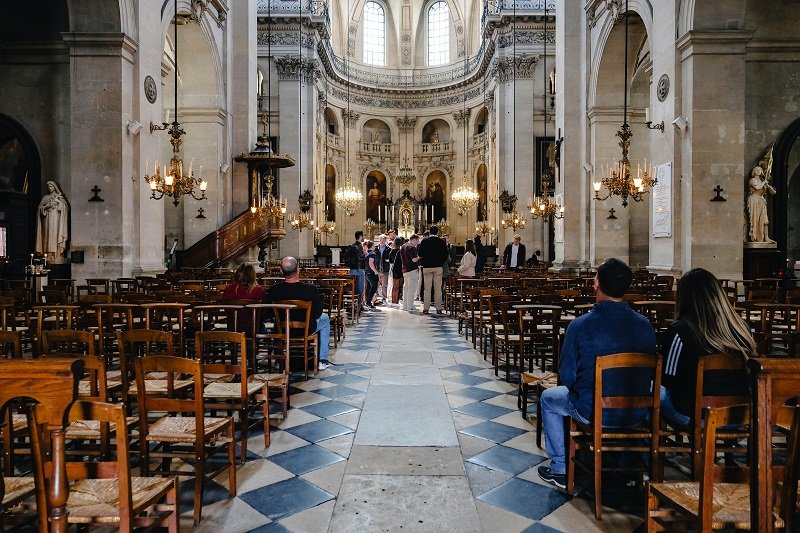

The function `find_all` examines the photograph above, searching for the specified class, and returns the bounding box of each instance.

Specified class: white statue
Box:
[746,165,776,243]
[36,180,70,263]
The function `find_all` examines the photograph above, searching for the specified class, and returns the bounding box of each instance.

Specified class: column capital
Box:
[61,32,138,62]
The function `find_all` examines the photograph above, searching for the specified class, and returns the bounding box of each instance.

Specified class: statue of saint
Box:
[746,166,776,243]
[372,131,380,144]
[36,180,70,262]
[432,130,440,143]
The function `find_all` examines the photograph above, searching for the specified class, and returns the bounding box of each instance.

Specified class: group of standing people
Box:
[343,229,490,314]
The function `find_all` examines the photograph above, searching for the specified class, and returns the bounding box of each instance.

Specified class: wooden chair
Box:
[274,299,319,380]
[659,353,750,480]
[248,303,294,420]
[647,403,799,532]
[488,296,522,380]
[0,358,83,532]
[135,354,236,525]
[31,399,179,531]
[142,302,192,357]
[0,330,21,359]
[749,358,800,532]
[567,352,662,520]
[85,278,110,295]
[197,331,269,460]
[32,304,79,356]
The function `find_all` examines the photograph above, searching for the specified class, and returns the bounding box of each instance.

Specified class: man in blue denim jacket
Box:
[537,258,656,489]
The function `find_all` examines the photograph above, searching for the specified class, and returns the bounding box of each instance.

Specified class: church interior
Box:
[1,0,800,531]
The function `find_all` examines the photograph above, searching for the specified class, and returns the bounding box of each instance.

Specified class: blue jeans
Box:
[349,268,364,298]
[540,385,589,475]
[660,386,691,427]
[313,312,331,362]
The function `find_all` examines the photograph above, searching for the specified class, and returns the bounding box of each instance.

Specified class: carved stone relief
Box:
[490,55,539,82]
[453,109,471,128]
[274,57,319,82]
[341,109,360,128]
[396,116,417,133]
[257,31,315,48]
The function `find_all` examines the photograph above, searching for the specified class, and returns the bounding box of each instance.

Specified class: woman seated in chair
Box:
[223,264,265,331]
[661,268,756,426]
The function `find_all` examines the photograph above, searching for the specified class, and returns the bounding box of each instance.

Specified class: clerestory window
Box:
[428,1,450,66]
[363,1,385,66]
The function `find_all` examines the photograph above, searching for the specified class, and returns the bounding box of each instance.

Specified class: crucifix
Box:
[711,185,726,202]
[89,185,104,202]
[196,208,206,219]
[607,208,617,220]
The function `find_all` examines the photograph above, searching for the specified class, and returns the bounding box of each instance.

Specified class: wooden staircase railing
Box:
[175,210,286,268]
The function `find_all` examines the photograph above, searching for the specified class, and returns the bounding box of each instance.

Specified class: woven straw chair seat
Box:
[203,382,264,399]
[203,373,234,384]
[2,476,35,505]
[11,413,28,432]
[249,373,287,386]
[127,379,193,395]
[78,379,123,397]
[649,481,783,530]
[65,416,138,440]
[572,423,654,441]
[494,333,521,342]
[145,416,229,443]
[521,372,557,388]
[66,477,175,524]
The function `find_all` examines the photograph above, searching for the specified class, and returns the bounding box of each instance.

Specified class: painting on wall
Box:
[365,170,387,222]
[425,170,447,221]
[476,164,487,222]
[325,164,336,222]
[535,136,555,195]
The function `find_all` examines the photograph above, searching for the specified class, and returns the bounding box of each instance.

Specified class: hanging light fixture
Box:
[290,7,314,232]
[145,1,207,206]
[239,0,293,222]
[451,48,479,215]
[335,0,363,216]
[593,0,655,207]
[528,2,563,221]
[501,5,525,230]
[396,92,416,186]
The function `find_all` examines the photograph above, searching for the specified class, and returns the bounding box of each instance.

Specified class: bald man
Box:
[265,256,332,370]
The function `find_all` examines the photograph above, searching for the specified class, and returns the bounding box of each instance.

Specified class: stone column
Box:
[678,31,751,279]
[553,0,587,271]
[230,0,257,216]
[62,32,141,283]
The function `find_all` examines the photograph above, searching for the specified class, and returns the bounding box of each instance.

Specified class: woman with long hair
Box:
[223,263,265,331]
[457,239,477,277]
[364,240,379,309]
[661,268,756,425]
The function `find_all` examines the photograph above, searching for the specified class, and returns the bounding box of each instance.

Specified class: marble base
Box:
[744,241,778,249]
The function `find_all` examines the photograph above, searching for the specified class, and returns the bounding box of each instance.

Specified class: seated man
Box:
[537,258,656,489]
[265,256,332,371]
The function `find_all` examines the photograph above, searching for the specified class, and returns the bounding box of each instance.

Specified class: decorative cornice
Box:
[257,30,315,49]
[329,84,485,109]
[490,55,539,82]
[496,30,555,48]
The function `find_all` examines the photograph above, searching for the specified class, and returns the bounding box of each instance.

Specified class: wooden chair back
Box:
[117,329,175,401]
[42,329,96,356]
[142,302,191,356]
[0,358,83,532]
[274,299,316,379]
[0,330,22,359]
[32,305,79,355]
[748,357,800,532]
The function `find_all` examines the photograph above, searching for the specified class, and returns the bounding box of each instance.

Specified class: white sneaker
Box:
[318,361,330,371]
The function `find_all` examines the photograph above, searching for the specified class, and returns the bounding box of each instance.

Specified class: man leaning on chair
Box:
[537,257,657,489]
[265,256,332,371]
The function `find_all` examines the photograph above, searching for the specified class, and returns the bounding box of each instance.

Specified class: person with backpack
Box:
[344,231,366,310]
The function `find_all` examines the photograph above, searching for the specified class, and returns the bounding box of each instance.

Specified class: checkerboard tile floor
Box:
[182,303,644,532]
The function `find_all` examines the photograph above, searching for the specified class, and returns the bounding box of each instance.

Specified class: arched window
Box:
[362,1,385,66]
[428,1,450,66]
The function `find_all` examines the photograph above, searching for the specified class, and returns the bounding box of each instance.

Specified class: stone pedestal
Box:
[743,246,783,280]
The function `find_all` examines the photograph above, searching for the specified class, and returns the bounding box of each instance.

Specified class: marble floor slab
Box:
[355,384,459,446]
[330,474,482,533]
[345,445,465,476]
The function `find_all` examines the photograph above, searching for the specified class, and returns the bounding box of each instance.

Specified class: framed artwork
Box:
[425,170,447,221]
[476,164,488,222]
[365,170,387,222]
[535,136,555,195]
[325,164,336,222]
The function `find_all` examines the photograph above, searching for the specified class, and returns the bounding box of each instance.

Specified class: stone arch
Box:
[421,118,451,143]
[361,118,393,144]
[347,0,400,68]
[324,107,339,135]
[772,118,800,260]
[473,107,489,136]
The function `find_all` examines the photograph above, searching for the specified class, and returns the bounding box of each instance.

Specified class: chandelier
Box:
[317,218,335,234]
[250,174,287,221]
[288,189,314,231]
[452,171,480,215]
[593,0,656,207]
[336,172,363,216]
[528,174,564,220]
[397,157,416,186]
[475,221,494,236]
[499,190,526,230]
[145,1,207,207]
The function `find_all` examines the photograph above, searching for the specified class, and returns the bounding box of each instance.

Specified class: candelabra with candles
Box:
[364,218,376,236]
[593,125,656,207]
[437,219,451,236]
[528,174,564,220]
[499,190,526,230]
[288,189,315,231]
[144,124,208,207]
[250,174,287,222]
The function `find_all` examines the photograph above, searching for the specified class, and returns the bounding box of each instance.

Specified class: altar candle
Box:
[165,109,170,124]
[418,205,422,219]
[44,253,47,268]
[30,253,33,266]
[645,107,650,123]
[188,158,194,176]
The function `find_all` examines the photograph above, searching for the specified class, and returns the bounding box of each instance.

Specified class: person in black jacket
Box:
[502,234,526,270]
[375,234,391,302]
[473,234,486,274]
[417,225,449,314]
[266,256,331,370]
[344,231,366,308]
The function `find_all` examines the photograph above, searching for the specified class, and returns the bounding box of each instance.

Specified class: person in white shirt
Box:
[457,239,477,277]
[502,234,526,271]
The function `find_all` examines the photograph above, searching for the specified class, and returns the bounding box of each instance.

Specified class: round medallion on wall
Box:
[657,74,670,102]
[144,75,157,104]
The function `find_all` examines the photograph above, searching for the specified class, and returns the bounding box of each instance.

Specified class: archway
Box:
[324,108,339,135]
[365,170,387,223]
[773,118,800,264]
[362,119,391,144]
[0,115,42,276]
[421,119,450,143]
